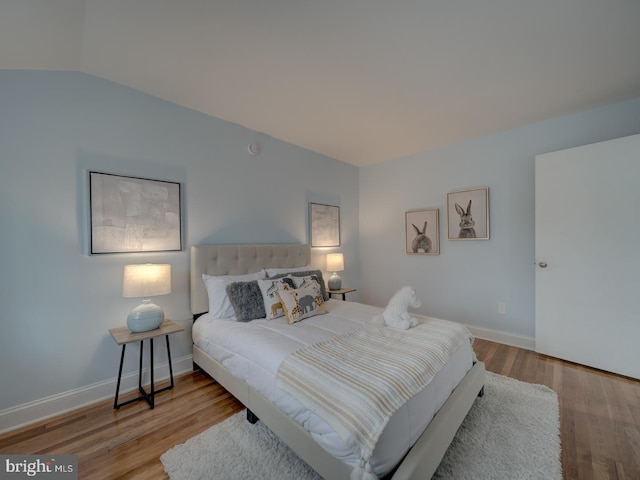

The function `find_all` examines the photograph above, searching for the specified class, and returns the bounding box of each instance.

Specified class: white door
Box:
[535,134,640,379]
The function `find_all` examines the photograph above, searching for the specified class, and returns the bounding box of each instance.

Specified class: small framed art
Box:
[447,187,489,240]
[309,202,340,247]
[89,171,182,254]
[405,209,439,255]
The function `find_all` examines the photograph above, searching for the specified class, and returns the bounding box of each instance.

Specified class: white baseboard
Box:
[0,355,194,435]
[465,324,535,351]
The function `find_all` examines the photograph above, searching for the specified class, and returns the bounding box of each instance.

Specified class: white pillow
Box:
[265,265,312,277]
[203,271,265,318]
[258,277,296,320]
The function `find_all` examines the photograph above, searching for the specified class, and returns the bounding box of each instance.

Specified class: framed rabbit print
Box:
[405,209,439,255]
[447,187,489,240]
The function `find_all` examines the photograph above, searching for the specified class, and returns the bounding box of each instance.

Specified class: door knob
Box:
[538,262,548,268]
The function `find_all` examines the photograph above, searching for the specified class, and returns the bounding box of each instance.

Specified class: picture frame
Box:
[447,187,489,240]
[309,202,340,247]
[405,209,439,255]
[89,171,182,254]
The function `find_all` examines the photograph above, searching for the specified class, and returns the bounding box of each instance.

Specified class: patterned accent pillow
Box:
[277,285,327,324]
[225,281,265,321]
[291,275,323,297]
[269,270,329,301]
[258,277,296,320]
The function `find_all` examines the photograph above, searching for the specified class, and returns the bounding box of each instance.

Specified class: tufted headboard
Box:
[190,244,311,316]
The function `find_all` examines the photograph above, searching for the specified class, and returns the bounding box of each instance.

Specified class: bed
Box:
[190,244,485,480]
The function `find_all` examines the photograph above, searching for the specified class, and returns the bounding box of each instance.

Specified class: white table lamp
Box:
[326,253,344,290]
[123,264,171,332]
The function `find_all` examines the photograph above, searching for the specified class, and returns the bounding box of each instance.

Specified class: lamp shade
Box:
[123,264,171,298]
[326,253,344,272]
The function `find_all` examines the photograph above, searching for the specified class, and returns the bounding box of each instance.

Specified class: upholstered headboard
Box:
[190,244,311,316]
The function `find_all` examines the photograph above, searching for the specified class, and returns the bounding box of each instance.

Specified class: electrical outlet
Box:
[498,303,506,315]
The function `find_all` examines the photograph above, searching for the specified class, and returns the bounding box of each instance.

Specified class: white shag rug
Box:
[161,372,562,480]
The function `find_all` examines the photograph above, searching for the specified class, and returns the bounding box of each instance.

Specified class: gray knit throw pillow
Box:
[226,280,266,321]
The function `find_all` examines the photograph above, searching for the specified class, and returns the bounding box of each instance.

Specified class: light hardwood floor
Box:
[1,339,639,479]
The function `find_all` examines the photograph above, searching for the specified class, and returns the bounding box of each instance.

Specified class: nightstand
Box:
[109,319,184,410]
[328,287,357,301]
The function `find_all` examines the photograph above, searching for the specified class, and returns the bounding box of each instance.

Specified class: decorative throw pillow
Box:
[258,277,296,320]
[291,275,324,298]
[202,271,265,318]
[270,270,329,301]
[225,281,266,321]
[277,285,327,324]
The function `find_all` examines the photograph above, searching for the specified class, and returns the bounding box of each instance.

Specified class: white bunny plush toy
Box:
[371,286,422,330]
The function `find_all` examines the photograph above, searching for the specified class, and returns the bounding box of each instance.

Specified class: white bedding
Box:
[193,299,474,476]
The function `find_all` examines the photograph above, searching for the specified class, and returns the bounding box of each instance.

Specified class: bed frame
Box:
[190,244,485,480]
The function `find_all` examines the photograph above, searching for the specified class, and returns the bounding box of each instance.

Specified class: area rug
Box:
[161,372,562,480]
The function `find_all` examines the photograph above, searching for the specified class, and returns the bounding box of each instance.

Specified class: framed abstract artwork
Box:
[309,202,340,247]
[405,209,439,255]
[446,187,489,240]
[89,171,182,254]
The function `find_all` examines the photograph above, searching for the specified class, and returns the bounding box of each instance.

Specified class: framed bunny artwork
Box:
[446,187,489,240]
[405,208,439,255]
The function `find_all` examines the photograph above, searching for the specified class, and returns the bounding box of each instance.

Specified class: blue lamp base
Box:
[328,272,342,290]
[127,299,164,332]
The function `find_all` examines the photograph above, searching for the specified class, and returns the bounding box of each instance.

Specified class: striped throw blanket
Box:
[275,318,473,480]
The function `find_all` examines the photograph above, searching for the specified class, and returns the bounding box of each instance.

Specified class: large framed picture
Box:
[405,209,439,255]
[447,187,489,240]
[309,202,340,247]
[89,171,182,254]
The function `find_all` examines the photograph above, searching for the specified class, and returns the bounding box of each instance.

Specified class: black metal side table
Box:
[327,287,357,301]
[109,319,184,409]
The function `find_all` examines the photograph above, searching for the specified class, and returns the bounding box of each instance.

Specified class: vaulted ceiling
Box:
[2,0,640,166]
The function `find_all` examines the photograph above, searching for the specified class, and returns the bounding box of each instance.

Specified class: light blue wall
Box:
[0,70,359,410]
[359,97,640,340]
[2,68,639,415]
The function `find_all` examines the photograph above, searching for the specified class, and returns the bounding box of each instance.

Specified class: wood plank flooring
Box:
[1,339,638,479]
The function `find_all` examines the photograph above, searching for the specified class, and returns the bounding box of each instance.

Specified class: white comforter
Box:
[192,299,474,476]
